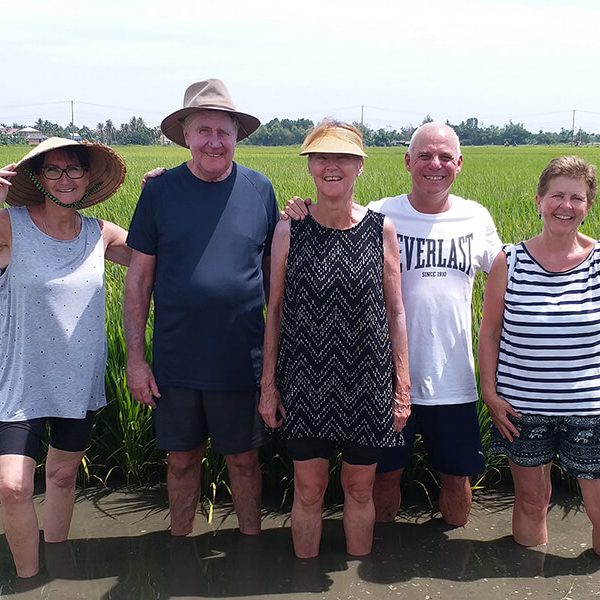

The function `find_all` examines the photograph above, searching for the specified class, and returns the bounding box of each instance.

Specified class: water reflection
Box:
[0,490,599,599]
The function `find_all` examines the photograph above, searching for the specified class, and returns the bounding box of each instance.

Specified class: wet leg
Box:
[167,446,205,536]
[578,478,600,555]
[0,454,39,577]
[226,449,262,535]
[291,459,329,558]
[341,462,377,555]
[43,446,85,542]
[373,468,403,522]
[510,461,552,546]
[439,473,472,526]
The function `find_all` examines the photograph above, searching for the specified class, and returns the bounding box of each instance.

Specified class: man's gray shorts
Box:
[153,387,268,455]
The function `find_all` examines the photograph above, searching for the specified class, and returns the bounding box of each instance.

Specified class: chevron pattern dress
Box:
[276,209,402,447]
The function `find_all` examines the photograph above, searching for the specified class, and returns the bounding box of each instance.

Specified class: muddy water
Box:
[1,488,598,599]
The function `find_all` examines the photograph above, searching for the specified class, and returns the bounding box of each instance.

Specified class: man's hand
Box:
[281,196,312,220]
[141,167,167,190]
[126,358,161,408]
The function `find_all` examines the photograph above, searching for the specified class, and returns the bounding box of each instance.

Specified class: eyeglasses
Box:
[41,165,87,180]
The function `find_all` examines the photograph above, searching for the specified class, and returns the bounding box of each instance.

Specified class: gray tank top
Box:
[0,206,107,420]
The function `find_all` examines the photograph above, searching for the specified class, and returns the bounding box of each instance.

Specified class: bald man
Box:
[370,123,501,525]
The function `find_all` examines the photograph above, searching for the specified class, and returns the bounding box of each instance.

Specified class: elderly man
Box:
[124,79,279,536]
[286,123,500,526]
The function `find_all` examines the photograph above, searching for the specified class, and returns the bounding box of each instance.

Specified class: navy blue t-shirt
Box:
[127,162,279,390]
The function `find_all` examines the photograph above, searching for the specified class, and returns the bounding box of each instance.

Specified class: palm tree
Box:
[96,122,104,143]
[104,120,115,144]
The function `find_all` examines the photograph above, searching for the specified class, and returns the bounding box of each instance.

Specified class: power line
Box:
[0,101,69,108]
[77,101,165,115]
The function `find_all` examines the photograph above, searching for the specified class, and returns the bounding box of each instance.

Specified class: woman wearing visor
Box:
[259,121,410,557]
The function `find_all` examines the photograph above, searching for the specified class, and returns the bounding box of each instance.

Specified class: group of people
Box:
[0,78,598,579]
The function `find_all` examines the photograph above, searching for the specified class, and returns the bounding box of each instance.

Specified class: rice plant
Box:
[2,143,599,501]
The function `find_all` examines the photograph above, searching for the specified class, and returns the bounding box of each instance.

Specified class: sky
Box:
[3,0,600,133]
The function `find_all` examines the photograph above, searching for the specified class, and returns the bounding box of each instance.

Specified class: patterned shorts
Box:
[490,413,600,479]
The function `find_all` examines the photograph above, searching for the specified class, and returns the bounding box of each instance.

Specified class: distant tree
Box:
[114,117,159,145]
[466,117,478,129]
[34,118,65,138]
[79,126,95,141]
[0,133,18,145]
[247,117,314,146]
[500,121,531,145]
[399,125,416,141]
[575,128,591,145]
[295,118,314,130]
[104,120,115,144]
[556,128,572,144]
[479,124,501,145]
[534,130,560,145]
[6,113,597,148]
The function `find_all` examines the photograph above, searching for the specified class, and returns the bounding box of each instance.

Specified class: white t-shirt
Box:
[368,194,501,406]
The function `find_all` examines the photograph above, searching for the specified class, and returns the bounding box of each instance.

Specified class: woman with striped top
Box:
[479,156,600,555]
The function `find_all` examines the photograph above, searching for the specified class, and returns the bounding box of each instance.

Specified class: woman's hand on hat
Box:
[141,167,167,190]
[0,164,17,204]
[281,196,312,221]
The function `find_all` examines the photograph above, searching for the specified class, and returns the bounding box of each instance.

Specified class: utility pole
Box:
[71,100,75,139]
[571,109,576,146]
[361,105,364,129]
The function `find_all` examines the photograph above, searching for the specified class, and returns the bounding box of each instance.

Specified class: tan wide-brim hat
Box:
[161,78,261,147]
[6,137,126,208]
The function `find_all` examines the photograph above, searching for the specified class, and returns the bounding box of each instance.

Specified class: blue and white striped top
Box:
[496,241,600,416]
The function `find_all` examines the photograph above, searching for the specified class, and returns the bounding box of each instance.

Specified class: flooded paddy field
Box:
[1,488,599,599]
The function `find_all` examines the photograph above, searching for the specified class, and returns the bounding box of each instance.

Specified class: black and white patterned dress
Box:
[276,209,402,448]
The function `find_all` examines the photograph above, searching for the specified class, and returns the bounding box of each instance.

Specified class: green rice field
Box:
[2,144,599,500]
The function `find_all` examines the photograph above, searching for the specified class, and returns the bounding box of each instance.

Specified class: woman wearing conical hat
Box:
[0,137,129,579]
